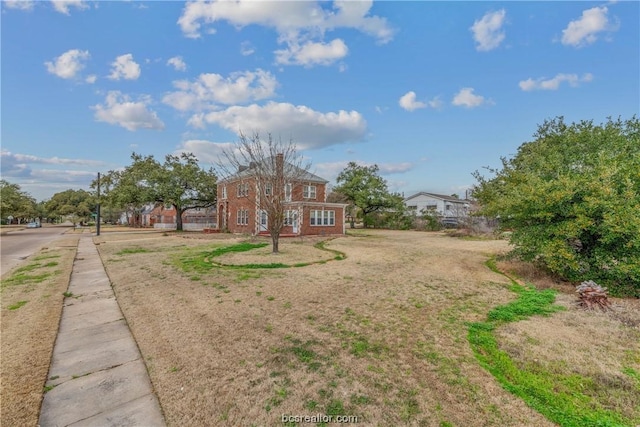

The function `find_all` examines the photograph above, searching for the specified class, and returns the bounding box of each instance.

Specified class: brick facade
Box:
[217,158,345,236]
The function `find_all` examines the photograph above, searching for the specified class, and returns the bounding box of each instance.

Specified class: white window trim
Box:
[236,209,249,225]
[285,183,292,202]
[303,184,317,199]
[310,209,335,226]
[237,182,249,197]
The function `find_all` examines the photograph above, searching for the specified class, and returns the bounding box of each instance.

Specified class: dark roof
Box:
[221,157,328,184]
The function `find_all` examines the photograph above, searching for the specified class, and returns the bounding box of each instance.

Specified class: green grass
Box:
[116,247,150,255]
[2,272,55,288]
[176,240,346,272]
[8,300,28,310]
[468,258,635,427]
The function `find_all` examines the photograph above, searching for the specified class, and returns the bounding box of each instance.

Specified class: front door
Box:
[292,212,298,234]
[259,210,268,232]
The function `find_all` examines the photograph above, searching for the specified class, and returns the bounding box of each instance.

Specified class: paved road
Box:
[0,226,72,277]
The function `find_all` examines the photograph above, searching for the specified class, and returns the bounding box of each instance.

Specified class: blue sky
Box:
[2,0,638,202]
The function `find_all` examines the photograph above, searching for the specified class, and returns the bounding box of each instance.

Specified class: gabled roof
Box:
[221,157,328,184]
[404,192,469,203]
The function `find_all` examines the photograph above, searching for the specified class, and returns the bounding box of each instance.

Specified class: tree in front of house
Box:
[333,162,399,228]
[100,152,217,231]
[473,116,640,297]
[218,132,311,254]
[0,180,37,224]
[94,154,159,227]
[45,189,96,225]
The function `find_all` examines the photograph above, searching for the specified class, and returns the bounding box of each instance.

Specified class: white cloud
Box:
[427,96,443,109]
[108,54,141,80]
[399,91,426,112]
[1,150,104,168]
[45,49,89,79]
[163,69,278,111]
[51,0,88,15]
[177,0,393,67]
[470,9,506,51]
[167,56,187,71]
[93,91,165,131]
[4,1,35,11]
[275,39,348,67]
[85,74,97,84]
[178,0,393,41]
[519,73,594,91]
[189,101,367,150]
[240,41,255,56]
[452,88,490,108]
[173,140,237,164]
[561,6,616,47]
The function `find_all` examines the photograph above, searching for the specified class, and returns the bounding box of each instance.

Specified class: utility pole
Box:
[96,172,101,236]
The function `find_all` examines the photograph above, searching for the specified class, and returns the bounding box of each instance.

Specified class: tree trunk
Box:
[271,232,279,254]
[176,206,183,231]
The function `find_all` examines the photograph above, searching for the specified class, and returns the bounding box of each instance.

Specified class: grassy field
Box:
[93,229,640,426]
[1,235,79,426]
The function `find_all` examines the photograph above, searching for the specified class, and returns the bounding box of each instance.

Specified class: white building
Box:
[403,192,471,218]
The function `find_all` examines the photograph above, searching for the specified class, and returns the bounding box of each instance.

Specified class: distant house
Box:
[217,154,347,236]
[404,192,471,219]
[151,205,216,231]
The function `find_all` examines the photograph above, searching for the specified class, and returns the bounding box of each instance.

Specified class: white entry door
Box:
[259,210,268,232]
[292,212,298,234]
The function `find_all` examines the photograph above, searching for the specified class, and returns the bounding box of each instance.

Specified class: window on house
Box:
[236,209,249,225]
[303,185,317,199]
[221,185,227,199]
[285,183,292,202]
[237,183,249,197]
[445,205,451,211]
[310,209,335,226]
[426,204,438,211]
[284,210,297,226]
[265,182,272,196]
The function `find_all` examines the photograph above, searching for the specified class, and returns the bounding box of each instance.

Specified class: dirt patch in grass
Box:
[1,236,78,427]
[96,230,638,426]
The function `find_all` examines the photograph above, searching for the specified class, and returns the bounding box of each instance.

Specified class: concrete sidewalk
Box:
[39,235,165,427]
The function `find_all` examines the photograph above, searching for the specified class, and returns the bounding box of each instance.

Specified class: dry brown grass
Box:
[96,230,552,426]
[1,236,78,426]
[495,258,640,422]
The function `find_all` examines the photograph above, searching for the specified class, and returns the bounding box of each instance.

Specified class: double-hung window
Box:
[237,183,249,197]
[285,183,292,202]
[236,209,249,225]
[303,185,316,199]
[284,210,297,226]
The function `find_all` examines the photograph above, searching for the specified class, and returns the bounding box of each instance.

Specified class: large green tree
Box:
[0,180,37,223]
[94,153,159,226]
[473,116,640,296]
[45,189,96,225]
[100,152,217,231]
[334,162,398,228]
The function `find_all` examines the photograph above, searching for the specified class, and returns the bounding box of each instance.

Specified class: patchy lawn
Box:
[94,230,640,426]
[1,236,79,427]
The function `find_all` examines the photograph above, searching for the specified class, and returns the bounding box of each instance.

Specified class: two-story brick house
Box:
[217,154,346,236]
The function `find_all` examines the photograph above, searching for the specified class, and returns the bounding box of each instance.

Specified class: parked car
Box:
[27,222,41,228]
[440,218,459,228]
